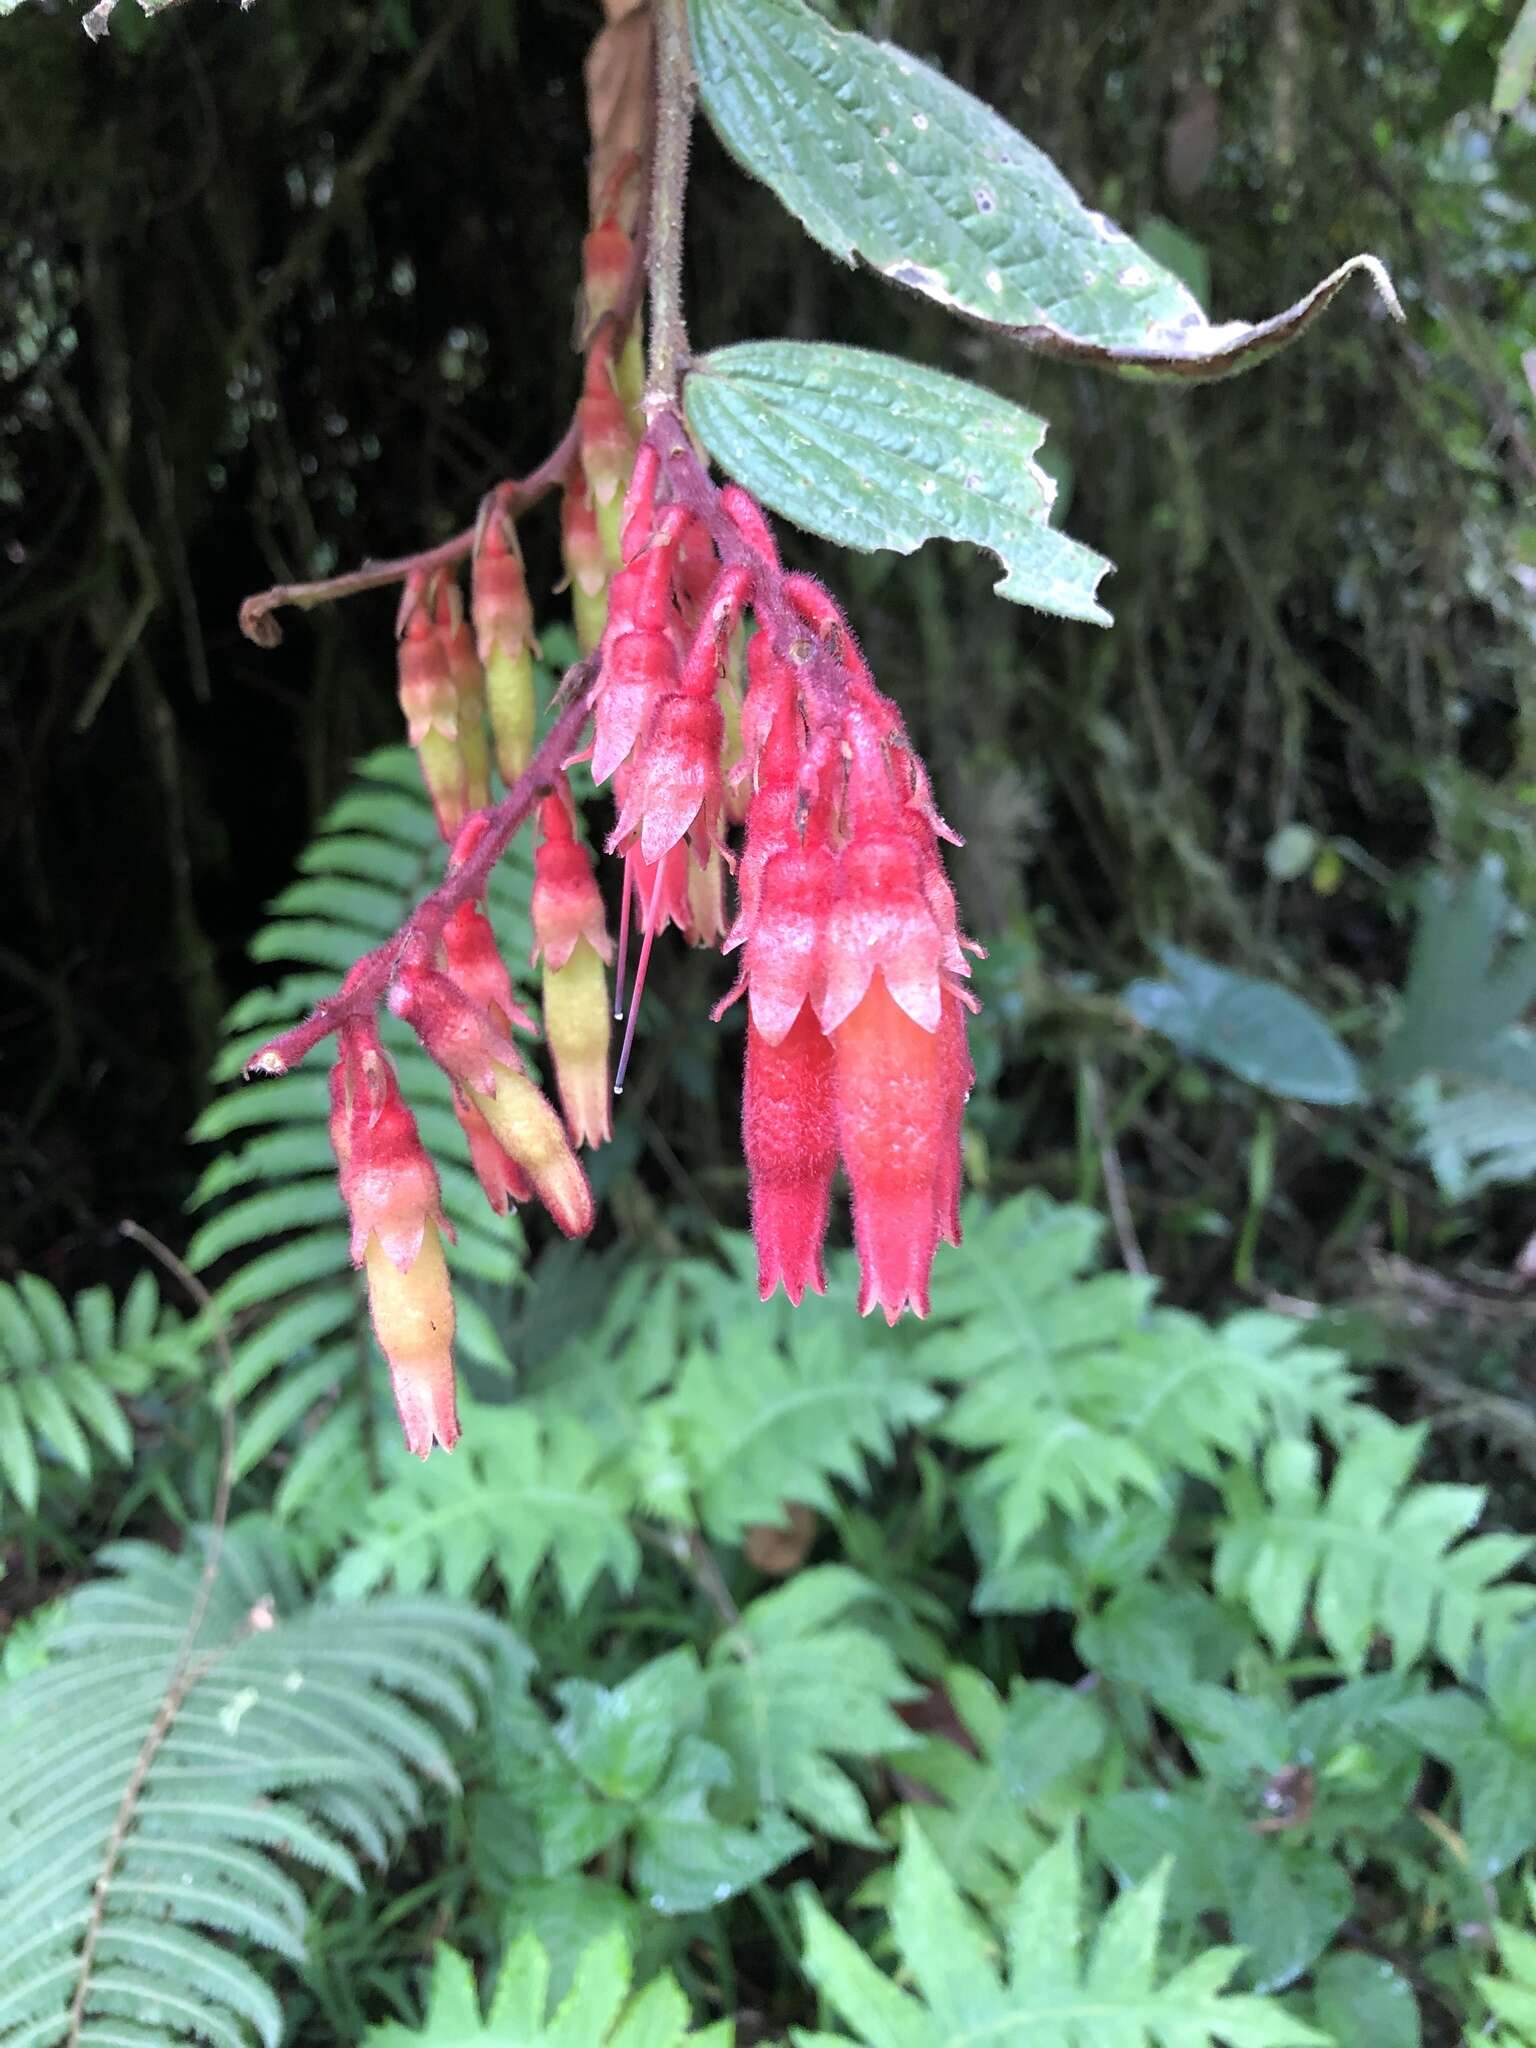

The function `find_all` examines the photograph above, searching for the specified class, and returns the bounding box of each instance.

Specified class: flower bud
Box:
[364,1222,459,1458]
[452,1084,533,1215]
[467,1063,595,1238]
[580,335,637,528]
[441,899,538,1038]
[436,577,492,817]
[532,791,613,972]
[329,1021,447,1273]
[542,939,612,1148]
[397,573,468,841]
[473,511,540,784]
[562,468,610,656]
[388,960,518,1097]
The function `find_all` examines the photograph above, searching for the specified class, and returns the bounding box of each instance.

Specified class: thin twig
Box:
[64,1221,239,2048]
[1081,1062,1148,1276]
[642,0,696,414]
[245,661,599,1075]
[238,415,581,648]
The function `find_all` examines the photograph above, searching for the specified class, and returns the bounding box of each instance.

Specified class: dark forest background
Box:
[2,0,1532,1327]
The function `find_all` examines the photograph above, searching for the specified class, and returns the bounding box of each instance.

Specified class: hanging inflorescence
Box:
[244,169,980,1459]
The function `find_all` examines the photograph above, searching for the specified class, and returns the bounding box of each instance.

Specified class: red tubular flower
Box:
[743,1006,837,1305]
[591,630,679,787]
[329,1020,459,1456]
[608,690,725,866]
[832,978,945,1324]
[441,898,538,1038]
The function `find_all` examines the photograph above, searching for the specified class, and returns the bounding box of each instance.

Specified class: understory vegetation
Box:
[3,2,1536,2045]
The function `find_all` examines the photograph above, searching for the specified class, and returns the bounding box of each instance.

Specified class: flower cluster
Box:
[251,163,978,1453]
[587,448,979,1322]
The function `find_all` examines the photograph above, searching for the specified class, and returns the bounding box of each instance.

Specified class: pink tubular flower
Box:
[561,465,610,655]
[832,977,945,1324]
[441,898,538,1038]
[329,1019,459,1456]
[743,1006,836,1305]
[396,572,467,842]
[435,576,492,816]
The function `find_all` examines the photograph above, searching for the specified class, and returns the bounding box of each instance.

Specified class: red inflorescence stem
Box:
[244,666,598,1079]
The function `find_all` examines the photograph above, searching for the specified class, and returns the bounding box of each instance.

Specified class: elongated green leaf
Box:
[690,0,1399,375]
[1123,944,1362,1105]
[684,343,1111,622]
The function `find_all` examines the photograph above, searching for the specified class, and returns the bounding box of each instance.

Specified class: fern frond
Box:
[707,1569,920,1850]
[186,748,532,1470]
[331,1396,641,1611]
[665,1290,944,1541]
[0,1271,197,1517]
[1214,1418,1534,1675]
[797,1816,1325,2048]
[362,1926,731,2047]
[1477,1877,1536,2045]
[0,1522,511,2047]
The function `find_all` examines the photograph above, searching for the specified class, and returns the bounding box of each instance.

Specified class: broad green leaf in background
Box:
[1123,943,1363,1105]
[683,343,1112,622]
[1494,0,1536,115]
[689,0,1399,375]
[1476,1878,1536,2044]
[1375,859,1536,1091]
[797,1817,1325,2048]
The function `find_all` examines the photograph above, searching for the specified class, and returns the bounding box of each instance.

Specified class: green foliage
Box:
[689,0,1397,372]
[1478,1880,1536,2045]
[1122,945,1363,1106]
[360,1928,728,2048]
[0,1269,196,1518]
[0,1522,509,2047]
[683,343,1111,623]
[797,1817,1323,2048]
[1213,1419,1534,1676]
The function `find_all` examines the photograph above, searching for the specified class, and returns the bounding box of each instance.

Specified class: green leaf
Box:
[1123,945,1362,1105]
[683,343,1111,623]
[332,1398,640,1612]
[1375,860,1536,1091]
[1478,1878,1536,2043]
[1214,1420,1534,1676]
[1495,0,1536,115]
[707,1570,919,1849]
[0,1524,509,2048]
[668,1293,944,1540]
[796,1816,1325,2048]
[361,1927,724,2048]
[689,0,1399,375]
[1318,1949,1425,2048]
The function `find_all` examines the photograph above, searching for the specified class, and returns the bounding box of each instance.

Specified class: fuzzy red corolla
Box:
[832,978,945,1324]
[743,1006,837,1305]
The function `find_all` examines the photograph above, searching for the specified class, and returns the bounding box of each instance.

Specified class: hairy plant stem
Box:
[642,0,696,415]
[246,662,598,1075]
[237,415,582,648]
